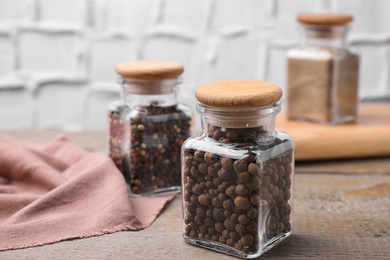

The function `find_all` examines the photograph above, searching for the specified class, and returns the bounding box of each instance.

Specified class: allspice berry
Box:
[204,152,218,164]
[198,163,208,174]
[218,168,231,180]
[225,185,236,198]
[224,218,235,231]
[250,194,260,205]
[246,176,262,190]
[213,207,225,221]
[238,171,251,182]
[198,193,211,205]
[238,214,250,225]
[234,196,251,210]
[215,221,224,233]
[221,157,234,171]
[194,150,205,161]
[236,184,248,196]
[234,159,247,173]
[248,163,260,176]
[240,234,254,247]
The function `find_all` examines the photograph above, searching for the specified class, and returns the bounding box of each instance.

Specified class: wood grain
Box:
[1,131,389,259]
[276,104,390,161]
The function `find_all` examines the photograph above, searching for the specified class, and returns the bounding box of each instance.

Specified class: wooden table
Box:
[1,131,390,259]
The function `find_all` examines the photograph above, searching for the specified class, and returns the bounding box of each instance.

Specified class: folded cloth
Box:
[0,134,176,251]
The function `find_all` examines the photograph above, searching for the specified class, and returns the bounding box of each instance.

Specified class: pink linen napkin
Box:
[0,134,176,250]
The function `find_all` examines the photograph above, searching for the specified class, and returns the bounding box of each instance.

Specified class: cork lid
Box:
[115,60,184,79]
[297,13,353,26]
[195,80,282,109]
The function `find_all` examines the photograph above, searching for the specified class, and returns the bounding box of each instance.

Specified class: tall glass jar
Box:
[108,60,192,196]
[181,80,295,258]
[286,13,359,124]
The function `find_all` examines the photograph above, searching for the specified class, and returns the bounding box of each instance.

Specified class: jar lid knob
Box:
[195,80,282,109]
[115,60,184,79]
[297,13,353,26]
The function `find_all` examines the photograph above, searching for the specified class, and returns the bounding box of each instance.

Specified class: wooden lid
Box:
[195,80,282,109]
[297,13,353,26]
[115,60,184,79]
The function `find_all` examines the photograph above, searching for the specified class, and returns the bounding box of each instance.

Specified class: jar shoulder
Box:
[182,133,294,162]
[287,46,358,61]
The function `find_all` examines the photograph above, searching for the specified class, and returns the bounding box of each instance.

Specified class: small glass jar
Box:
[286,13,359,124]
[108,60,192,196]
[181,80,295,258]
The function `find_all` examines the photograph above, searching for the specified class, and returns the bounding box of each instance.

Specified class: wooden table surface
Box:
[1,131,390,259]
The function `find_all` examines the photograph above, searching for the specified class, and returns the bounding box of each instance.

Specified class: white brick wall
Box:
[0,0,389,130]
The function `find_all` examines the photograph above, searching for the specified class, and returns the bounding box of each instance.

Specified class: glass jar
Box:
[181,80,295,258]
[108,100,130,183]
[108,60,192,196]
[286,13,359,124]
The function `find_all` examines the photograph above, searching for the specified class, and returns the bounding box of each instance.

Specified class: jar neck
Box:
[301,24,349,49]
[119,77,179,108]
[197,102,281,140]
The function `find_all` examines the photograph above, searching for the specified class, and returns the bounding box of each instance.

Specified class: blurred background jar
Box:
[108,60,192,197]
[286,13,359,124]
[181,80,295,258]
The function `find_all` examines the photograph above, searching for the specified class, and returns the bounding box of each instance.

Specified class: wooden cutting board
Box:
[276,104,390,161]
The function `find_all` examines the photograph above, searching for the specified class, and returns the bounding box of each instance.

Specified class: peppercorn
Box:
[221,157,234,171]
[248,163,260,176]
[222,199,233,210]
[238,171,250,183]
[198,193,211,205]
[240,234,254,247]
[198,163,208,174]
[213,177,223,187]
[234,159,247,173]
[226,238,235,247]
[222,229,230,239]
[236,184,248,196]
[234,196,251,210]
[208,165,217,177]
[211,196,222,207]
[224,218,235,231]
[214,162,222,172]
[235,224,246,236]
[190,195,199,205]
[189,230,198,238]
[260,175,270,186]
[194,150,205,162]
[246,176,262,190]
[204,152,218,164]
[204,217,214,227]
[230,213,239,223]
[225,185,236,198]
[212,129,223,140]
[238,214,250,225]
[224,209,233,218]
[189,221,198,230]
[212,207,225,221]
[215,221,224,233]
[217,168,231,180]
[226,131,237,142]
[199,224,208,234]
[230,231,239,241]
[192,184,203,195]
[247,207,258,219]
[194,215,203,225]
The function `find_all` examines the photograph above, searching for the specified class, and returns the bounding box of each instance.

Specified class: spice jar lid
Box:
[115,60,184,79]
[297,13,353,26]
[195,80,282,109]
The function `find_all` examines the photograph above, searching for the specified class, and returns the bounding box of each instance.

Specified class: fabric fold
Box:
[0,134,176,251]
